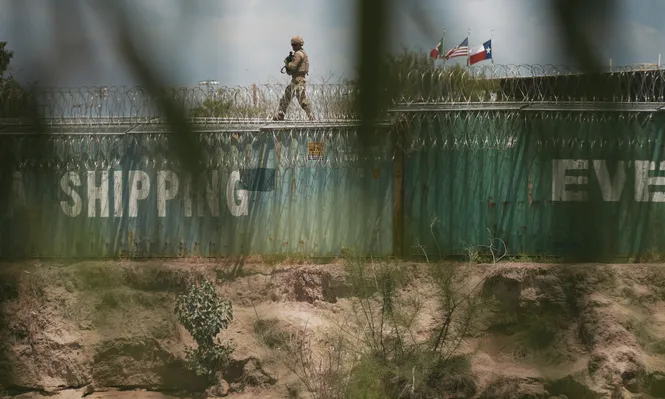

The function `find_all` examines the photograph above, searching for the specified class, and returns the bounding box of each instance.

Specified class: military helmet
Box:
[290,35,304,46]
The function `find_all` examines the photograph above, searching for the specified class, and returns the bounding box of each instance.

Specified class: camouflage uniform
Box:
[273,36,314,121]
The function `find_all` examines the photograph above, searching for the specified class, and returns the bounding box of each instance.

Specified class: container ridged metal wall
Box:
[401,111,665,260]
[401,111,528,258]
[0,125,394,258]
[3,111,665,260]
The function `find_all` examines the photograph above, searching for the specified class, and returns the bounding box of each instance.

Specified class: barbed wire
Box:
[0,111,658,173]
[1,64,665,123]
[0,126,396,172]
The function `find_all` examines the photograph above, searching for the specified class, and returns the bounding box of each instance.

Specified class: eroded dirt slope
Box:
[0,258,664,399]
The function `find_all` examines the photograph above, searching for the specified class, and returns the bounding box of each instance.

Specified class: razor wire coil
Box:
[2,64,665,123]
[0,111,658,173]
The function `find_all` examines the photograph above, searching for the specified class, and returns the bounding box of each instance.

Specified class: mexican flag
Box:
[429,37,444,59]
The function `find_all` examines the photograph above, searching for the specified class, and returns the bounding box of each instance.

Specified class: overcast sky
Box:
[0,0,664,87]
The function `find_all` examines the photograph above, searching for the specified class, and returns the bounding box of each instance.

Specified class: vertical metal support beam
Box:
[393,135,404,258]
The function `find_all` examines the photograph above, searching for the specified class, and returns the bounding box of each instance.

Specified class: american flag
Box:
[444,37,469,60]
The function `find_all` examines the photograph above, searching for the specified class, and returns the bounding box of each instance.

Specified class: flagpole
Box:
[441,28,446,67]
[466,28,470,68]
[491,29,494,65]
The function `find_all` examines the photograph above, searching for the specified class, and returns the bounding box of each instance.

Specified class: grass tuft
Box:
[253,318,290,350]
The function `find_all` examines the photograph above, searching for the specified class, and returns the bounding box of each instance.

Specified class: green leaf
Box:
[175,279,235,379]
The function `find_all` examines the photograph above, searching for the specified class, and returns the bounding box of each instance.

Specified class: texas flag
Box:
[469,39,492,65]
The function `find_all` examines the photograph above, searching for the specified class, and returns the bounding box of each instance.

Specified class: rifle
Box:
[280,51,294,74]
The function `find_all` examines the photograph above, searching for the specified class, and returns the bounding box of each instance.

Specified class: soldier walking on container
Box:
[273,35,315,121]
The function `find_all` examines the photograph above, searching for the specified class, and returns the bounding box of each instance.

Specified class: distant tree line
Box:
[0,41,33,119]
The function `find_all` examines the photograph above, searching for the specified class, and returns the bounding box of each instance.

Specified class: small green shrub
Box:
[175,280,235,382]
[345,356,388,399]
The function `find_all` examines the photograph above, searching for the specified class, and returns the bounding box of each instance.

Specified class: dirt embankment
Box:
[0,258,664,399]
